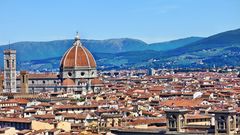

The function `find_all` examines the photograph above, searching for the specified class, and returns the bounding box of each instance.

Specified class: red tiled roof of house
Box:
[0,117,31,123]
[8,98,29,104]
[160,98,203,108]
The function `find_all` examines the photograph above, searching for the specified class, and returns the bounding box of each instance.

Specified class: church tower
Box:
[4,49,16,93]
[20,71,29,94]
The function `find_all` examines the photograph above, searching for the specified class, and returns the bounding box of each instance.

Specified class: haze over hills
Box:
[0,28,239,71]
[158,28,240,68]
[165,29,240,56]
[0,37,203,62]
[148,37,203,51]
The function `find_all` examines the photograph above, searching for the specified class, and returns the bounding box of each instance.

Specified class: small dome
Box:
[62,78,75,86]
[91,78,103,85]
[60,34,96,68]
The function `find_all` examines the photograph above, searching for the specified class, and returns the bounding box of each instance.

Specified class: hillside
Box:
[166,29,240,56]
[0,37,200,67]
[157,28,240,68]
[148,37,203,51]
[1,28,240,71]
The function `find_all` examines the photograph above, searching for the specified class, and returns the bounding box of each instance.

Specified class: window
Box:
[68,72,72,77]
[6,60,10,68]
[6,73,10,78]
[230,116,234,129]
[237,116,240,128]
[169,115,177,128]
[22,76,25,83]
[43,81,45,84]
[218,116,226,130]
[12,60,15,68]
[81,72,85,76]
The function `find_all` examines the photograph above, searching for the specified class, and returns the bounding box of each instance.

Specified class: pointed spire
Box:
[75,31,80,41]
[74,31,82,46]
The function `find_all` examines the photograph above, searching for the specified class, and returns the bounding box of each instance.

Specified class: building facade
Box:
[3,50,16,93]
[1,33,102,95]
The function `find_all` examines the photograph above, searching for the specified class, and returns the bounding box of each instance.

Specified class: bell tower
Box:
[4,49,16,93]
[165,109,189,133]
[20,71,29,94]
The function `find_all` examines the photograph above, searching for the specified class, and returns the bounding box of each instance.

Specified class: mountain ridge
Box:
[0,36,202,62]
[1,28,240,71]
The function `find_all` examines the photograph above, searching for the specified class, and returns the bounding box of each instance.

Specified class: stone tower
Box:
[165,109,189,133]
[211,110,237,135]
[4,49,16,93]
[0,73,3,93]
[20,71,29,94]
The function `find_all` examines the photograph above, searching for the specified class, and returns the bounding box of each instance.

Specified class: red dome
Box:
[60,35,96,68]
[62,78,75,86]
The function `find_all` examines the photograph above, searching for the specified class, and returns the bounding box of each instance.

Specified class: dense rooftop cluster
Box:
[0,69,240,134]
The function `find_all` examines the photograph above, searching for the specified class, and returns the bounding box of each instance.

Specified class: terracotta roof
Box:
[129,117,166,125]
[0,117,31,123]
[62,78,75,86]
[62,113,88,120]
[91,78,103,85]
[8,98,29,104]
[60,36,96,68]
[160,98,203,108]
[54,104,98,110]
[33,114,55,119]
[149,86,165,91]
[17,73,58,79]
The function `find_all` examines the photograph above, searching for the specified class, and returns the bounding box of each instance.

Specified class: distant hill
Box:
[148,37,203,51]
[157,28,240,68]
[1,28,240,71]
[166,29,240,56]
[0,36,201,68]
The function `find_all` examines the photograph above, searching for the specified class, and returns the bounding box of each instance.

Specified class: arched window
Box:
[12,60,15,68]
[81,72,85,76]
[169,115,177,128]
[6,60,10,68]
[230,116,234,129]
[218,116,226,130]
[68,72,72,77]
[180,115,185,127]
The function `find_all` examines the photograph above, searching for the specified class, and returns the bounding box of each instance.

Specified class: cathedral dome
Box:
[60,34,96,68]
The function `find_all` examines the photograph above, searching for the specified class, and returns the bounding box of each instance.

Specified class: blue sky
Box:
[0,0,239,44]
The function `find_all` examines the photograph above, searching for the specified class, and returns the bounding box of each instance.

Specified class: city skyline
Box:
[0,0,240,44]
